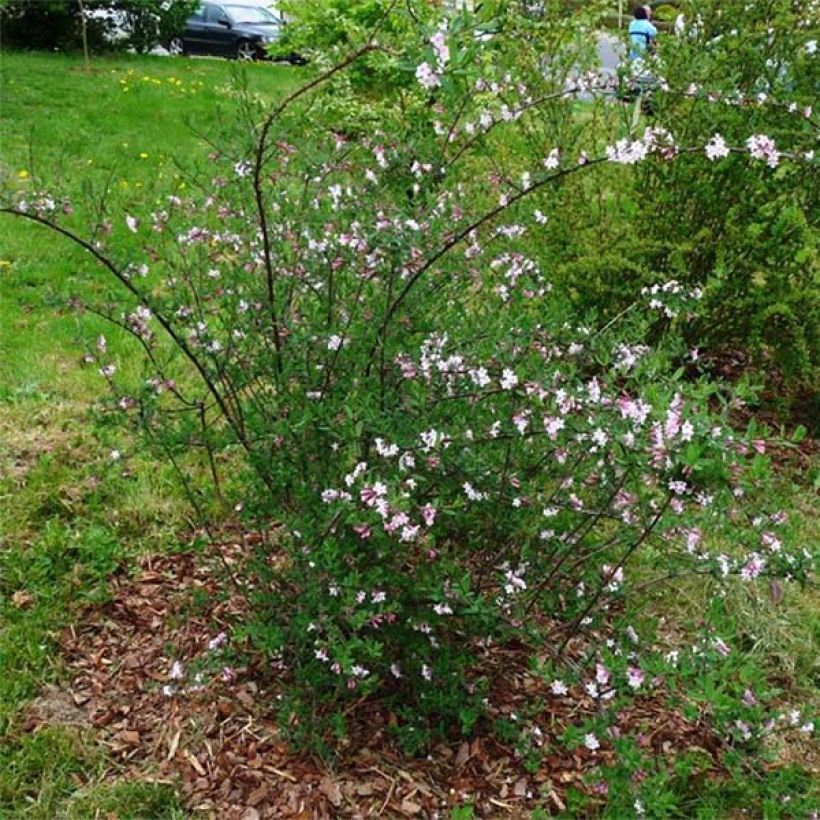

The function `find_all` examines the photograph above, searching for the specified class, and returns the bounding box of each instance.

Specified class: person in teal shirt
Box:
[628,5,658,61]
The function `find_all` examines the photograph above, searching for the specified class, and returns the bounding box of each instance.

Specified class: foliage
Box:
[270,0,606,133]
[0,0,106,52]
[0,0,198,54]
[107,0,200,54]
[633,0,820,386]
[273,0,396,58]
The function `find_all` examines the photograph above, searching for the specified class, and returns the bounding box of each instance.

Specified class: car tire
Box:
[236,40,256,61]
[167,36,186,56]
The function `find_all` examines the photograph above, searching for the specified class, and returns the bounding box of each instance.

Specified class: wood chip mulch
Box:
[20,541,726,818]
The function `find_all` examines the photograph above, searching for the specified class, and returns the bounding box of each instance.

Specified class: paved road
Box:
[598,32,625,73]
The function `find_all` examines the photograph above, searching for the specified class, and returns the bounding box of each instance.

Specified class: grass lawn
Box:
[0,50,817,818]
[0,50,298,817]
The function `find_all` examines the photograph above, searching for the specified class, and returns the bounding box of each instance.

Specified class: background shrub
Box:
[0,0,198,54]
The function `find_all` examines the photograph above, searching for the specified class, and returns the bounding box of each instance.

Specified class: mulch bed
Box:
[22,540,725,818]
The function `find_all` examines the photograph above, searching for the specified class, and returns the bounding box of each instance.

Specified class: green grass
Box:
[0,723,185,818]
[0,50,298,817]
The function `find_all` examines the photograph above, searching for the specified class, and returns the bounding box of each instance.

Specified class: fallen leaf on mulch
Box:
[319,777,342,807]
[455,741,470,769]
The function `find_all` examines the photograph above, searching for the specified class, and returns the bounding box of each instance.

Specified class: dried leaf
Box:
[72,691,90,707]
[240,809,260,820]
[247,783,269,806]
[166,729,181,762]
[262,765,297,782]
[186,751,207,777]
[549,789,566,811]
[12,590,34,609]
[400,799,422,815]
[513,777,528,797]
[770,579,783,604]
[455,741,471,769]
[319,777,342,807]
[93,709,116,728]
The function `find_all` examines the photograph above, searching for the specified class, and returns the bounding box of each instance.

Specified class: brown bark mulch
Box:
[22,541,724,818]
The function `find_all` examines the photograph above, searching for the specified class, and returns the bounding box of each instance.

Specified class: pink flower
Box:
[415,62,440,90]
[705,134,730,161]
[664,393,683,439]
[746,134,780,168]
[430,31,450,66]
[713,638,731,657]
[500,368,518,390]
[208,632,227,651]
[400,524,421,542]
[543,148,560,170]
[740,553,766,580]
[550,679,568,696]
[627,666,645,689]
[360,483,386,506]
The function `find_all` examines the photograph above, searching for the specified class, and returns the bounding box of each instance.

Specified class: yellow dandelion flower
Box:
[17,170,29,179]
[139,152,149,159]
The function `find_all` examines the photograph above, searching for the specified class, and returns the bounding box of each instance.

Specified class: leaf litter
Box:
[16,536,730,817]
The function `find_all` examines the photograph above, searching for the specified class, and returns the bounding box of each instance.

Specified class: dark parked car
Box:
[168,3,283,61]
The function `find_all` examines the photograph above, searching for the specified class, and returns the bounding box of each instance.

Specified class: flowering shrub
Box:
[1,3,815,755]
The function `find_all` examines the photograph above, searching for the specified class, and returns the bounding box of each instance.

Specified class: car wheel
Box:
[167,36,186,56]
[236,40,256,61]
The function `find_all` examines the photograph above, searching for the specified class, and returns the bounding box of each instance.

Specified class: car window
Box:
[223,5,280,24]
[188,5,205,22]
[203,4,227,24]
